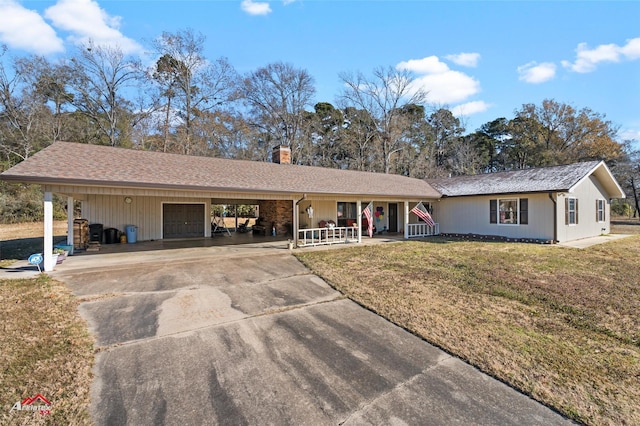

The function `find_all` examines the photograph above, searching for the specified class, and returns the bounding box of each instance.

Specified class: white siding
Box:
[556,176,611,243]
[436,193,555,241]
[298,200,336,228]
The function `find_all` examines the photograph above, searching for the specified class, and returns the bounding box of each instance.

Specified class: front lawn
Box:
[296,236,640,426]
[0,275,94,425]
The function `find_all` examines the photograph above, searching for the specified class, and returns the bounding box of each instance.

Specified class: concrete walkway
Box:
[36,242,574,425]
[558,233,632,248]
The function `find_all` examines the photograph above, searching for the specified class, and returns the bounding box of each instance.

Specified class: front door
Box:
[388,203,398,232]
[163,204,205,238]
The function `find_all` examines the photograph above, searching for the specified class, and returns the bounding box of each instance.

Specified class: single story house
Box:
[428,161,625,243]
[1,143,625,271]
[1,142,441,271]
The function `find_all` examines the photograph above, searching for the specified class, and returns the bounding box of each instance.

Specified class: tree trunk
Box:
[631,176,639,218]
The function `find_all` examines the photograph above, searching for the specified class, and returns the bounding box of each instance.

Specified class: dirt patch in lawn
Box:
[296,236,640,426]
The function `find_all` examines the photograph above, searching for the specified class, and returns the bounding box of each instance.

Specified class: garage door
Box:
[163,204,205,239]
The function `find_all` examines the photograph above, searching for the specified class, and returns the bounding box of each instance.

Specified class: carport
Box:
[1,142,441,271]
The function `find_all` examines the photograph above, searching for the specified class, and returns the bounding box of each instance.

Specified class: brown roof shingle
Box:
[1,142,441,199]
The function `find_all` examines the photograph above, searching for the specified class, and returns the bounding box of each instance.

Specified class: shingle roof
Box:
[1,141,441,199]
[428,161,617,197]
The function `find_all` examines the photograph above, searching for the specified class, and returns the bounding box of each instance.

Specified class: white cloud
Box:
[397,55,481,104]
[45,0,142,54]
[562,37,640,73]
[241,0,272,16]
[517,61,556,84]
[0,0,64,54]
[619,128,640,143]
[397,56,449,74]
[450,101,491,117]
[445,52,480,68]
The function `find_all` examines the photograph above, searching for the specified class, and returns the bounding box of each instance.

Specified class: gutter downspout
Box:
[294,194,307,248]
[548,192,557,243]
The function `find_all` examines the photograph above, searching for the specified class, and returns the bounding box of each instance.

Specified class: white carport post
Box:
[293,199,298,248]
[43,191,54,272]
[356,200,362,243]
[404,201,409,239]
[67,196,74,247]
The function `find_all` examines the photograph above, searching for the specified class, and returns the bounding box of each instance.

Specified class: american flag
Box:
[412,202,435,227]
[363,202,373,237]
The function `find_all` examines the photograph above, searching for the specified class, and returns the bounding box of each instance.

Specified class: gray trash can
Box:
[125,225,137,244]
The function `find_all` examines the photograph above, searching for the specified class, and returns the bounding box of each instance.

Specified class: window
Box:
[489,198,528,225]
[596,199,606,222]
[489,198,529,225]
[566,197,578,225]
[337,202,357,227]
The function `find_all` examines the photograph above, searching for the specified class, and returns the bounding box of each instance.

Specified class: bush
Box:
[612,199,636,218]
[0,183,68,224]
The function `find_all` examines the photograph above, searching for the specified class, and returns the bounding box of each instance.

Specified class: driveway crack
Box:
[338,354,454,425]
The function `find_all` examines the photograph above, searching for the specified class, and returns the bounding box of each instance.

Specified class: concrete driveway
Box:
[52,244,572,425]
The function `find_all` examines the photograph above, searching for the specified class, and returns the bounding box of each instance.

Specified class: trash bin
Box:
[89,223,103,243]
[104,228,119,244]
[125,225,137,244]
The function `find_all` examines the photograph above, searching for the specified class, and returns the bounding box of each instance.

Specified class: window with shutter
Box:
[596,199,605,222]
[566,197,578,225]
[490,199,497,223]
[520,198,528,225]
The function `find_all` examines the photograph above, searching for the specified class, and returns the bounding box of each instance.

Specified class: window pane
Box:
[499,199,518,224]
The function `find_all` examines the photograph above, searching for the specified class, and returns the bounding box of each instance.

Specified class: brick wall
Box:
[258,200,293,236]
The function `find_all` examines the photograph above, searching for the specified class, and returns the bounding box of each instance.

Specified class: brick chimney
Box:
[272,145,291,164]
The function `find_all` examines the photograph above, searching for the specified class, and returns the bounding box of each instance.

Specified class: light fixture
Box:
[124,197,132,204]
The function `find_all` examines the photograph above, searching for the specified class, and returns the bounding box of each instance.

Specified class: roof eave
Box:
[1,174,440,199]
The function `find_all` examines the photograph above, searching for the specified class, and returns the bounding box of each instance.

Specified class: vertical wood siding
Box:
[82,195,211,241]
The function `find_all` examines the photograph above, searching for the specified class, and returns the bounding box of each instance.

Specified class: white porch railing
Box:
[406,223,440,238]
[298,226,358,247]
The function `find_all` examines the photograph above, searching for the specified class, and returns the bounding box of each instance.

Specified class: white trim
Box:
[596,199,606,223]
[567,197,578,226]
[569,161,625,198]
[493,197,526,226]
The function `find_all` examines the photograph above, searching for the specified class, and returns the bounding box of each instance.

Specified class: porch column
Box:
[293,200,299,248]
[356,200,362,243]
[404,201,409,239]
[67,196,74,246]
[43,191,54,272]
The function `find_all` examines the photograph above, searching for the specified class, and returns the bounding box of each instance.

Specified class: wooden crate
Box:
[73,219,89,250]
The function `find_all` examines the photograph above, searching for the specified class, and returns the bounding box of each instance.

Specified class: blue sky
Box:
[1,0,639,145]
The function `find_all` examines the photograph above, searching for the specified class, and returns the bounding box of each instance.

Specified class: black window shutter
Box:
[565,198,569,225]
[575,199,579,224]
[520,198,528,225]
[490,199,497,223]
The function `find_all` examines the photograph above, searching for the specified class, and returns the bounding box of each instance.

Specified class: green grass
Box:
[296,236,640,426]
[0,275,94,425]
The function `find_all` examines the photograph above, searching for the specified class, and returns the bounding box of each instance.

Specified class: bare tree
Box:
[0,48,54,163]
[239,62,315,163]
[338,66,427,173]
[151,29,237,155]
[69,41,142,146]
